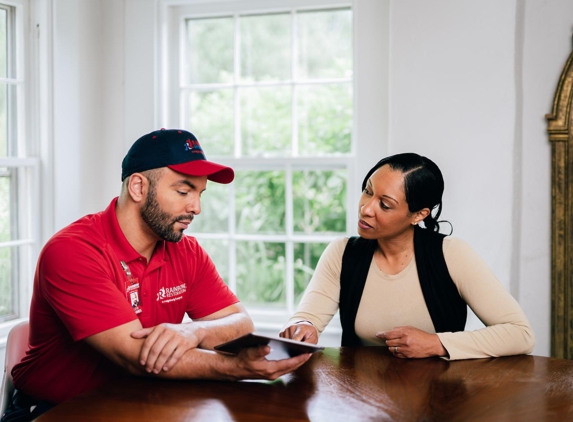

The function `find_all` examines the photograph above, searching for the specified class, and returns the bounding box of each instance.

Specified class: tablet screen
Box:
[214,332,324,361]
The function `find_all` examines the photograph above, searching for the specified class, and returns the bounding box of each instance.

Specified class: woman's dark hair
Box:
[361,153,450,233]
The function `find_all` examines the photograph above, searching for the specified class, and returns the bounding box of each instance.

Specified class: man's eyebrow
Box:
[173,179,205,192]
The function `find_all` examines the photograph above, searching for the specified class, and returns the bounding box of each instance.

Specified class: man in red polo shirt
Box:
[6,129,310,420]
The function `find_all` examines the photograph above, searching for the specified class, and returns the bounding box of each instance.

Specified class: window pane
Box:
[186,17,234,84]
[236,241,285,306]
[298,84,352,155]
[196,239,229,283]
[294,242,328,304]
[0,168,17,321]
[189,182,230,234]
[0,169,12,242]
[0,8,6,79]
[235,170,285,234]
[0,83,6,157]
[188,89,234,156]
[0,4,20,323]
[240,86,291,157]
[293,169,346,233]
[240,13,290,82]
[0,246,16,320]
[297,8,352,79]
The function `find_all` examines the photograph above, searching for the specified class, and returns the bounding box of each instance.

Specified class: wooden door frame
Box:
[546,47,573,359]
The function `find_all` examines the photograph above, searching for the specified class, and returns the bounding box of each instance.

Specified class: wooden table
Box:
[38,347,573,421]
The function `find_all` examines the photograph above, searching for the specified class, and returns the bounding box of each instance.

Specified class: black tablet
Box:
[214,332,324,361]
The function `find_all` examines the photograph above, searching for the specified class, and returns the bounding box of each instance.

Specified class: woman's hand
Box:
[376,326,448,359]
[279,322,319,344]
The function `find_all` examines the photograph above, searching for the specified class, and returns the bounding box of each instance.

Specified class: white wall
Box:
[389,1,518,336]
[51,0,156,230]
[100,0,128,209]
[52,0,105,229]
[386,0,560,356]
[2,0,567,366]
[390,0,516,271]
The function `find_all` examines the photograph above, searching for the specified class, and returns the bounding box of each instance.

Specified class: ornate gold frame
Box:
[546,47,573,359]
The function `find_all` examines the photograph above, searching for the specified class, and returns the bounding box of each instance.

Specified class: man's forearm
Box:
[138,342,310,382]
[88,320,240,379]
[87,317,311,382]
[87,304,255,377]
[128,347,238,380]
[192,310,254,349]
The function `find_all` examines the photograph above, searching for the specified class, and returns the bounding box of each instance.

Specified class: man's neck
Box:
[115,198,158,262]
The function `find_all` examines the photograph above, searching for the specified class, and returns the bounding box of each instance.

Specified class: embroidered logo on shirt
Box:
[156,283,187,304]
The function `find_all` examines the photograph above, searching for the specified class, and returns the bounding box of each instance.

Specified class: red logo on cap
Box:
[184,138,202,153]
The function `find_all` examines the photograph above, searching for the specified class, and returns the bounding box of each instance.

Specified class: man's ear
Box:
[126,173,147,203]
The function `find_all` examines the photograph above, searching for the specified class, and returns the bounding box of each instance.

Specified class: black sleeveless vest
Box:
[339,226,467,346]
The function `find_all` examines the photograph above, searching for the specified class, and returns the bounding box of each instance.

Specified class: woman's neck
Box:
[374,228,415,275]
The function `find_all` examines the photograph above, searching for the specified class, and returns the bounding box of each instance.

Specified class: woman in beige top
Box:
[280,153,534,360]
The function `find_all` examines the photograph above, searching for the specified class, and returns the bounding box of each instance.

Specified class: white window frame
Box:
[157,0,389,337]
[0,0,33,343]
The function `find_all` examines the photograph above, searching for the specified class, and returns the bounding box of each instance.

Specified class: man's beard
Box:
[140,186,193,243]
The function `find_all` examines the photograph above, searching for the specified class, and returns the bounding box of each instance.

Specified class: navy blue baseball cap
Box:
[121,129,234,184]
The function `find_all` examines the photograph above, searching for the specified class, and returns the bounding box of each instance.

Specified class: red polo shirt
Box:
[12,198,239,404]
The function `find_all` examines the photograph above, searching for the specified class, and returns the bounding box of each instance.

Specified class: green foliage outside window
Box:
[294,242,327,304]
[236,241,286,306]
[189,90,234,156]
[186,17,233,84]
[240,13,291,83]
[293,170,346,234]
[298,84,352,155]
[241,86,292,157]
[0,173,14,318]
[0,247,13,318]
[0,7,13,319]
[235,170,286,234]
[0,8,7,157]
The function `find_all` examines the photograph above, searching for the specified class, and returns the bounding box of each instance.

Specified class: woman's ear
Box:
[412,208,431,225]
[126,173,147,203]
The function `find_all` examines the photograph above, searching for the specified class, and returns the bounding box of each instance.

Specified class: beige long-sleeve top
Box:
[288,236,535,360]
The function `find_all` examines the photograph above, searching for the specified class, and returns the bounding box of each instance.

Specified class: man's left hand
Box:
[130,323,202,374]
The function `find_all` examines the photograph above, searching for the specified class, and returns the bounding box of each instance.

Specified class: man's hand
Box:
[376,326,448,359]
[86,304,254,377]
[129,303,255,374]
[230,345,312,380]
[86,318,312,381]
[279,322,318,344]
[131,323,202,374]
